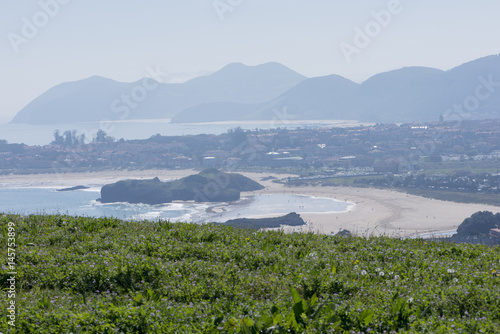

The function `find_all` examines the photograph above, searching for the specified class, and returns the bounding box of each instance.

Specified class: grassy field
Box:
[291,174,500,206]
[1,214,499,333]
[419,160,500,176]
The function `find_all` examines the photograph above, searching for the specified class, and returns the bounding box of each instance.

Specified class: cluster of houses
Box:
[1,119,499,174]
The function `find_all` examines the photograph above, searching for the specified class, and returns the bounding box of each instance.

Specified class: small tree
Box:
[52,130,64,145]
[63,130,76,146]
[94,130,114,143]
[228,127,247,146]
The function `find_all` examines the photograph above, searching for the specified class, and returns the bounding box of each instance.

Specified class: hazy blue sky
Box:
[1,0,499,122]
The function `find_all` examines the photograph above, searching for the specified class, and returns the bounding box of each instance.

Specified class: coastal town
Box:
[1,119,499,202]
[1,118,499,175]
[3,0,500,331]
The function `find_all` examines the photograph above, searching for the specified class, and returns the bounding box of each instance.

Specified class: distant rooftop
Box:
[490,228,500,239]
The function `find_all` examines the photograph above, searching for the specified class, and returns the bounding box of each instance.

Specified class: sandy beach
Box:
[252,183,500,237]
[1,170,499,237]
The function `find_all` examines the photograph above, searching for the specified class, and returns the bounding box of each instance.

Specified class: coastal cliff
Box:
[223,212,305,230]
[99,169,264,204]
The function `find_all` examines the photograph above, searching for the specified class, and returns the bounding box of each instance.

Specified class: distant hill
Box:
[243,74,360,121]
[172,74,359,122]
[172,102,265,123]
[173,54,500,123]
[12,55,500,124]
[11,63,306,124]
[99,169,264,205]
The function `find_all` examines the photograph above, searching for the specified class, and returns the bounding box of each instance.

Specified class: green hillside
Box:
[1,214,499,333]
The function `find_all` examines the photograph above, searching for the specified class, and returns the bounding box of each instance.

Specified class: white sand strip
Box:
[1,170,498,237]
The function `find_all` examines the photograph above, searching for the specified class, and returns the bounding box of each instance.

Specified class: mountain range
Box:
[11,62,305,124]
[11,55,500,124]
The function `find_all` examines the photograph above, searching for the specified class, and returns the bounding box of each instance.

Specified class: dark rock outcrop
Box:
[99,169,264,205]
[223,212,305,230]
[457,211,500,236]
[56,185,90,192]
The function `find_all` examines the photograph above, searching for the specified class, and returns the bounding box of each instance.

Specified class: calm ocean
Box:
[0,119,357,222]
[0,188,352,223]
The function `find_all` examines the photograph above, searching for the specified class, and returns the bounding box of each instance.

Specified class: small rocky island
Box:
[223,212,305,230]
[56,185,90,192]
[99,169,264,204]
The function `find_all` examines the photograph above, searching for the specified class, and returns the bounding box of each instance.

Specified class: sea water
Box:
[0,188,353,223]
[205,194,353,222]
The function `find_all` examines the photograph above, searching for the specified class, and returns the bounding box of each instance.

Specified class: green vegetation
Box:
[403,188,500,207]
[1,214,500,333]
[319,175,387,187]
[290,173,500,206]
[419,160,500,176]
[100,169,264,204]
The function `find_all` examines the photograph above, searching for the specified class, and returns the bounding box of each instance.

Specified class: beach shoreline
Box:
[1,169,499,237]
